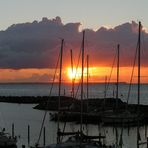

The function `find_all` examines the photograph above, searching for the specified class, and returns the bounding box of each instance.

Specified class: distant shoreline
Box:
[0,82,147,84]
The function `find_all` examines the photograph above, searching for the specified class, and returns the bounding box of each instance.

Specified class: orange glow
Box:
[66,67,113,82]
[67,67,81,80]
[0,67,148,83]
[66,66,148,83]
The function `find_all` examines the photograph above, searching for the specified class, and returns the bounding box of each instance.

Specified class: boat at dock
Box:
[45,131,111,148]
[0,128,17,148]
[32,31,114,148]
[100,43,143,127]
[47,31,113,148]
[101,110,140,126]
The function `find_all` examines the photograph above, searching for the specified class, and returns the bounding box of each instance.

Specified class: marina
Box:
[0,1,148,147]
[0,83,147,147]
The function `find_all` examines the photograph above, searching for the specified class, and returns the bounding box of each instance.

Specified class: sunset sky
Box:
[0,0,148,83]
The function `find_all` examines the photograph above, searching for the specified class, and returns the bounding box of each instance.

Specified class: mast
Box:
[104,76,107,98]
[80,30,85,145]
[116,44,120,111]
[87,54,89,105]
[70,49,74,98]
[115,44,120,148]
[103,76,107,111]
[57,39,64,144]
[137,22,141,113]
[137,21,141,148]
[86,54,89,136]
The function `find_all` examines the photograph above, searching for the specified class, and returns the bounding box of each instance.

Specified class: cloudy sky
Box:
[0,0,148,83]
[0,0,148,30]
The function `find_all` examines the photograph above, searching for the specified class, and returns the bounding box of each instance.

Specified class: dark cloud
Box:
[0,17,147,69]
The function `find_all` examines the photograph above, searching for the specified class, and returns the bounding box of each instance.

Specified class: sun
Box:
[67,67,97,82]
[67,67,81,81]
[66,66,112,83]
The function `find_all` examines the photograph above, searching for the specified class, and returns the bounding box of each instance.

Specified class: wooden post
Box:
[145,125,147,138]
[43,127,46,146]
[12,123,14,138]
[28,125,30,146]
[147,137,148,148]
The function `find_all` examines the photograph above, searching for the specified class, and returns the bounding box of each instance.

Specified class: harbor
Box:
[0,83,147,147]
[0,1,148,147]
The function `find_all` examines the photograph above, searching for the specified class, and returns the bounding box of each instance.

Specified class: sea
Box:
[0,83,148,148]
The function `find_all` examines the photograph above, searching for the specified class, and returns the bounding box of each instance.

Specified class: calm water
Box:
[0,83,147,148]
[0,83,148,104]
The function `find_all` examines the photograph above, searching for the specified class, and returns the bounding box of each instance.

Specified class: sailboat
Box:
[136,21,147,148]
[39,31,113,148]
[101,44,140,126]
[0,128,17,148]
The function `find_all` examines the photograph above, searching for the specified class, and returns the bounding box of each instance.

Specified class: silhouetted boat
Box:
[101,110,139,126]
[0,128,17,148]
[101,44,142,127]
[38,31,113,148]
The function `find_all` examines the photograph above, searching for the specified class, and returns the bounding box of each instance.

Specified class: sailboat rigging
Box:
[70,49,75,98]
[137,21,141,148]
[49,31,114,148]
[32,30,115,148]
[115,44,120,111]
[57,39,64,144]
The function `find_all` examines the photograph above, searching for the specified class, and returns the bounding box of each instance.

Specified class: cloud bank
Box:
[0,16,148,69]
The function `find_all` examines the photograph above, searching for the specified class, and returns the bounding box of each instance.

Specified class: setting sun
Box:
[66,67,110,82]
[67,67,82,81]
[65,66,148,83]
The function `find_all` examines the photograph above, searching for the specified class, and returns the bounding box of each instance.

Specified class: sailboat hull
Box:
[0,132,17,147]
